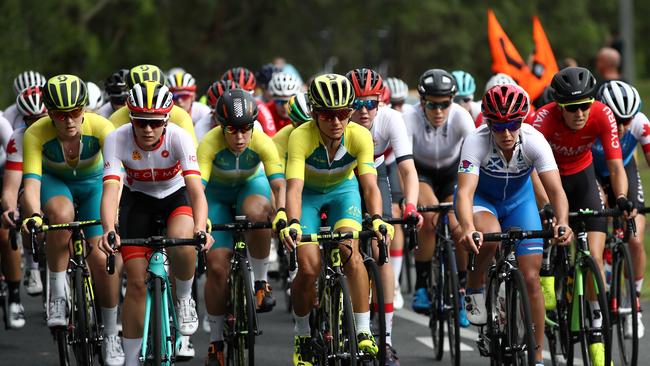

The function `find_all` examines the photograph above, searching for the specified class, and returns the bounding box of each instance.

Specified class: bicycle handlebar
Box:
[417,202,453,213]
[211,221,273,231]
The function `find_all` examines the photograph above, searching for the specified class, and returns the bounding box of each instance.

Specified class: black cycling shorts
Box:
[415,161,457,201]
[359,163,393,218]
[561,163,607,233]
[596,158,645,214]
[385,160,403,204]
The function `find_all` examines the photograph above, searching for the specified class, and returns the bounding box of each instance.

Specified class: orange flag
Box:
[487,9,529,83]
[528,15,559,100]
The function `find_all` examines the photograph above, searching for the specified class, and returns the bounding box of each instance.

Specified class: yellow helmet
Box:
[42,74,88,111]
[308,74,355,109]
[127,64,164,88]
[167,71,197,92]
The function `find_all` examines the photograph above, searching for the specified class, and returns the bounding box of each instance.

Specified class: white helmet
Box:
[86,82,105,111]
[167,71,197,91]
[384,77,409,103]
[13,70,47,96]
[597,80,641,120]
[268,72,302,97]
[485,73,517,92]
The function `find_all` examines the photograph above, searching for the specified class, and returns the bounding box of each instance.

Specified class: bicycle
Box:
[210,216,272,366]
[28,219,104,366]
[471,227,558,366]
[106,232,206,366]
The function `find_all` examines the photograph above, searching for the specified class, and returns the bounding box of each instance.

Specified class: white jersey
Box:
[97,102,117,119]
[369,107,412,167]
[102,123,200,199]
[195,113,263,142]
[5,126,25,171]
[3,104,23,130]
[0,115,14,170]
[404,102,475,171]
[190,102,211,125]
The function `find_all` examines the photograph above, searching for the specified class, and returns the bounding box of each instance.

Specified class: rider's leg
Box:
[291,243,321,332]
[414,182,438,289]
[44,196,75,300]
[121,258,148,365]
[0,227,21,302]
[205,247,231,342]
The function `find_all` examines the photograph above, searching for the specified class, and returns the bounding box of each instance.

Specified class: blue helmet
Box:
[451,70,476,97]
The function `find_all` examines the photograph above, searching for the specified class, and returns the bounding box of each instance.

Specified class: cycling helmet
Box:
[216,89,258,127]
[127,64,164,88]
[16,86,47,117]
[126,81,174,114]
[167,67,186,76]
[451,70,476,97]
[43,74,88,111]
[256,63,281,89]
[287,92,312,126]
[596,80,640,120]
[484,73,517,92]
[105,69,129,96]
[308,74,355,110]
[550,67,597,104]
[417,69,457,97]
[221,67,256,91]
[268,72,302,98]
[532,86,554,109]
[207,80,240,108]
[482,84,530,122]
[167,71,197,92]
[384,77,409,104]
[13,70,47,95]
[380,86,391,105]
[86,82,104,111]
[346,68,384,97]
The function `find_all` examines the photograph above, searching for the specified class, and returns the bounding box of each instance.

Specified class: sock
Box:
[636,278,644,294]
[414,261,430,290]
[390,249,403,287]
[250,256,269,283]
[8,281,20,303]
[175,277,193,299]
[50,270,67,300]
[208,314,225,342]
[25,253,39,270]
[293,312,310,336]
[590,301,603,329]
[102,306,119,336]
[354,311,370,334]
[123,337,142,366]
[457,271,467,290]
[385,304,394,346]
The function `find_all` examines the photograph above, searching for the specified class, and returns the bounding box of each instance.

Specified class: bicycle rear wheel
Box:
[576,255,611,366]
[443,240,461,366]
[365,258,385,365]
[331,275,357,366]
[506,270,536,366]
[611,243,638,366]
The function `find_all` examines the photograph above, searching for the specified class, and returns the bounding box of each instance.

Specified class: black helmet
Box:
[255,63,281,89]
[417,69,457,97]
[550,67,596,104]
[105,69,129,95]
[532,86,554,109]
[216,89,258,127]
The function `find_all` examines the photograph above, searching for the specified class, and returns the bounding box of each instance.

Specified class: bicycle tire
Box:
[548,247,573,366]
[151,277,162,366]
[332,276,357,366]
[72,267,91,365]
[365,258,386,365]
[228,256,256,366]
[55,327,72,366]
[443,239,461,366]
[485,272,503,365]
[507,269,536,366]
[611,243,638,366]
[430,255,444,360]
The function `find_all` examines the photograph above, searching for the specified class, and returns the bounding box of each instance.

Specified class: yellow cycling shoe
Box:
[357,331,378,356]
[540,276,556,310]
[588,342,613,366]
[293,336,315,366]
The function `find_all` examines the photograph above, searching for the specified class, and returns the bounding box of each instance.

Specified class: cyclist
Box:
[279,74,394,366]
[222,67,277,136]
[593,80,648,338]
[167,70,211,125]
[256,63,281,103]
[86,81,105,113]
[451,70,481,120]
[457,84,573,366]
[98,69,129,118]
[403,69,474,324]
[3,70,47,129]
[197,89,286,365]
[384,77,409,112]
[98,81,212,366]
[272,92,312,169]
[20,74,124,365]
[110,64,198,146]
[266,71,303,131]
[528,66,633,365]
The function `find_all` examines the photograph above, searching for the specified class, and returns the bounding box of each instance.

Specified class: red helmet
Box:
[207,80,240,108]
[346,68,384,97]
[481,84,530,122]
[221,67,256,91]
[380,85,391,105]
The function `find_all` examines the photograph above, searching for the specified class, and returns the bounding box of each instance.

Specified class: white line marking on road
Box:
[416,336,474,351]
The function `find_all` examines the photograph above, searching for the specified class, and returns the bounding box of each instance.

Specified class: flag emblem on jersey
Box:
[459,159,477,173]
[162,150,169,158]
[6,139,16,155]
[132,151,141,160]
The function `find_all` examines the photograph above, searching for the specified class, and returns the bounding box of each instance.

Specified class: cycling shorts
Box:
[385,161,403,204]
[596,158,645,213]
[300,177,362,244]
[206,170,272,250]
[118,186,193,263]
[561,163,607,233]
[41,173,102,239]
[416,162,457,200]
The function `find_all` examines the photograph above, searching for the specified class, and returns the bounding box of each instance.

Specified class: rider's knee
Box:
[207,257,229,281]
[126,276,147,301]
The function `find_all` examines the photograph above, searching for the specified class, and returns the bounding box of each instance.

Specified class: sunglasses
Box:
[315,108,353,122]
[616,116,633,126]
[487,118,523,133]
[423,100,452,110]
[351,99,379,111]
[453,96,472,104]
[274,99,289,106]
[173,93,194,102]
[50,108,84,121]
[130,113,168,129]
[224,123,254,134]
[558,99,594,113]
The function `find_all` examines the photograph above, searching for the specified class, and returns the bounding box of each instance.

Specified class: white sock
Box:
[590,301,603,329]
[50,270,67,300]
[636,278,644,294]
[123,337,142,366]
[391,251,403,287]
[386,309,394,346]
[250,256,269,283]
[25,253,39,270]
[293,312,310,336]
[354,311,370,334]
[175,277,194,299]
[208,314,225,342]
[102,306,119,336]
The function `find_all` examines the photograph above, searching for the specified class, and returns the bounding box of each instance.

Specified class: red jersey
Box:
[265,100,293,131]
[256,100,277,137]
[527,101,622,175]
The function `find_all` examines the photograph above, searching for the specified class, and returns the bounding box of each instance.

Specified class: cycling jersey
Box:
[197,125,284,189]
[528,101,622,176]
[404,102,475,171]
[272,124,295,170]
[5,126,28,172]
[265,100,293,132]
[109,105,198,146]
[285,121,376,193]
[370,107,413,167]
[23,113,114,181]
[97,102,117,119]
[0,114,13,170]
[2,104,23,129]
[256,100,277,136]
[194,113,263,141]
[188,101,211,125]
[592,112,650,177]
[102,123,200,199]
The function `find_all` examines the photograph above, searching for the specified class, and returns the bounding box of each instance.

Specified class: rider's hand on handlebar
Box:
[272,208,288,233]
[617,195,637,219]
[2,209,18,228]
[553,224,573,246]
[461,230,482,255]
[21,213,43,235]
[372,215,395,242]
[403,203,424,229]
[279,221,302,251]
[194,228,214,251]
[100,230,120,254]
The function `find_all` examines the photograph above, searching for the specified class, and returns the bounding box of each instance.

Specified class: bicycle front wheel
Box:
[443,239,461,366]
[228,258,256,366]
[576,255,611,366]
[506,270,536,366]
[331,275,357,366]
[430,255,444,360]
[72,267,92,365]
[611,243,638,366]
